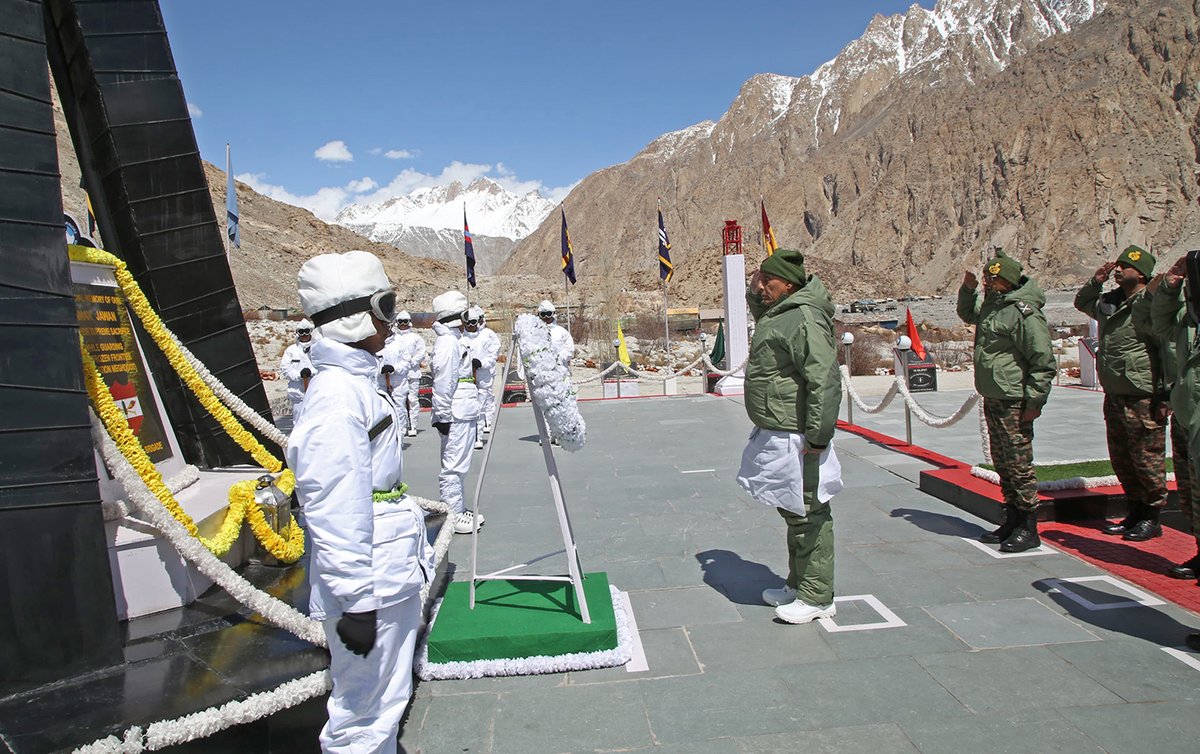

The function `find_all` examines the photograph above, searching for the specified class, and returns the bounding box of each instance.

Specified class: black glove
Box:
[335,609,377,657]
[300,368,312,379]
[472,358,482,371]
[381,364,395,374]
[432,421,450,436]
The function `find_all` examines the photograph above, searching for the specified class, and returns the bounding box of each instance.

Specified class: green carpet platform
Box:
[417,573,632,680]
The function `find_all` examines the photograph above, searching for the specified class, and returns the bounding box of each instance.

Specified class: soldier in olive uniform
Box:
[1075,245,1167,541]
[958,251,1056,553]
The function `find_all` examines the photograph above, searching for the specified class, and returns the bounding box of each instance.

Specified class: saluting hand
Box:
[962,270,978,290]
[1166,256,1187,288]
[1094,261,1117,284]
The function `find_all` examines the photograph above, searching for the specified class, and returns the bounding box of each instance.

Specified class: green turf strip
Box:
[979,458,1174,482]
[425,572,618,664]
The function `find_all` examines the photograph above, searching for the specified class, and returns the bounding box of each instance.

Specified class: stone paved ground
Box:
[396,389,1200,754]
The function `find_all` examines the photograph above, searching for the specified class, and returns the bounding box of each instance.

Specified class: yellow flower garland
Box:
[73,247,305,563]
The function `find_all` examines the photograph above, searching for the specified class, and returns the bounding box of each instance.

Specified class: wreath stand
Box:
[418,330,632,679]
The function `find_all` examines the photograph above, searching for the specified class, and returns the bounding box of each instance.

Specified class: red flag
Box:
[905,308,927,360]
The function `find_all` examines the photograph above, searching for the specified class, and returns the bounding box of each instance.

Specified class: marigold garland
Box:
[74,247,304,563]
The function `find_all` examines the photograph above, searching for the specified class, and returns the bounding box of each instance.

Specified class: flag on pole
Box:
[657,202,674,283]
[615,320,631,366]
[710,321,726,366]
[560,207,577,285]
[463,208,477,288]
[226,144,239,249]
[760,198,777,257]
[905,308,928,360]
[85,191,97,236]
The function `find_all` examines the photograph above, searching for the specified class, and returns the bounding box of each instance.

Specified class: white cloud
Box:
[237,172,358,221]
[187,102,203,118]
[384,149,413,160]
[368,147,383,156]
[346,177,378,193]
[314,140,354,163]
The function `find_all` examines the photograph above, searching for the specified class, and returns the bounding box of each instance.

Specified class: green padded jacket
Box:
[957,276,1055,408]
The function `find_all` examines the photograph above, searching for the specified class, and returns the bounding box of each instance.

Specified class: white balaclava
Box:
[298,251,392,344]
[467,305,484,324]
[296,318,314,343]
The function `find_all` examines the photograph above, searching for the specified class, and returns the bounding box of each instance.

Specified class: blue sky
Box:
[162,1,931,220]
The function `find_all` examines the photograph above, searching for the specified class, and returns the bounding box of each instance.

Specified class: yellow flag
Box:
[616,320,631,366]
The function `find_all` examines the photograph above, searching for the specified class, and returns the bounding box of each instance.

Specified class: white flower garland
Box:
[514,314,586,451]
[101,464,200,521]
[90,419,325,647]
[970,462,1176,491]
[415,584,633,680]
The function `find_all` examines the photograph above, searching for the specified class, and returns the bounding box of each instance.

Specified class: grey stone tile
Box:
[1058,702,1200,754]
[421,668,568,697]
[850,540,976,575]
[640,670,796,744]
[686,612,838,671]
[491,681,654,754]
[404,690,497,753]
[737,723,919,753]
[899,709,1104,754]
[594,560,667,592]
[568,626,701,684]
[777,656,971,729]
[924,598,1101,649]
[914,646,1125,714]
[821,607,969,660]
[627,586,746,630]
[1049,639,1200,703]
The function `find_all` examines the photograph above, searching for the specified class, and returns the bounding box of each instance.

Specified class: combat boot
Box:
[1123,506,1162,541]
[980,506,1020,544]
[1103,503,1141,535]
[1168,550,1200,580]
[1000,509,1041,553]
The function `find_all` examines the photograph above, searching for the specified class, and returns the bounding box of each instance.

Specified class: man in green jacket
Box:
[1075,245,1167,541]
[736,248,843,625]
[958,251,1055,552]
[1150,255,1200,579]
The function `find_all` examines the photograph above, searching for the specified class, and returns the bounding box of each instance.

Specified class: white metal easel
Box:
[467,337,591,623]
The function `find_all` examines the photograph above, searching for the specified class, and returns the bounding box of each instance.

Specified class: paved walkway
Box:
[395,390,1200,754]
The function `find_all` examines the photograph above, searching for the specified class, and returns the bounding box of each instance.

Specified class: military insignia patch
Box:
[1015,301,1033,315]
[988,262,1001,275]
[1128,250,1142,262]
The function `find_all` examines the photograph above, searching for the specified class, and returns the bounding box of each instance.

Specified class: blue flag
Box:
[226,144,239,249]
[657,204,674,283]
[463,208,477,288]
[560,208,577,285]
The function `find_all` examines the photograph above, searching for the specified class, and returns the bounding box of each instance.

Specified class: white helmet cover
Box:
[432,290,470,327]
[298,250,391,344]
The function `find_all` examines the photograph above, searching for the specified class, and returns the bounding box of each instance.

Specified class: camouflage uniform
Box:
[1076,276,1167,515]
[984,399,1038,512]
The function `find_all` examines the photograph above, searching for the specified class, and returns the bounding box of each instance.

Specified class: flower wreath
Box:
[513,313,585,451]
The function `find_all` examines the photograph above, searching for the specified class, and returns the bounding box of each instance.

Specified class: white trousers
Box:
[404,375,421,430]
[736,427,843,515]
[439,419,476,514]
[289,395,305,423]
[476,367,496,425]
[320,596,421,754]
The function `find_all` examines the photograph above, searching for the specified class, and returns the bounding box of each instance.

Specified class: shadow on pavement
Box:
[1040,529,1178,576]
[694,548,785,606]
[1033,579,1200,647]
[890,507,989,538]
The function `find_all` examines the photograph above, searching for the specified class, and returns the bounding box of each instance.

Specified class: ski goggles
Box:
[464,316,482,326]
[296,327,313,335]
[311,289,398,327]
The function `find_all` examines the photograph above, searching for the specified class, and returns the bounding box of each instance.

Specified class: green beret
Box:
[984,255,1023,286]
[1116,245,1155,279]
[760,248,808,286]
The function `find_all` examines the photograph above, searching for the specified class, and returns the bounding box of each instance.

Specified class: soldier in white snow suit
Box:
[537,299,574,366]
[287,250,431,754]
[430,290,485,534]
[465,305,501,434]
[390,311,426,436]
[280,319,316,421]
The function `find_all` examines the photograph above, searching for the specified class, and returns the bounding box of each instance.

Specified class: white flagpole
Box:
[225,143,231,255]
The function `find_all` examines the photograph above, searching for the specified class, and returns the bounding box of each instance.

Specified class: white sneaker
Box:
[473,438,485,450]
[774,600,836,624]
[762,586,797,607]
[482,423,492,434]
[405,428,417,437]
[453,510,485,534]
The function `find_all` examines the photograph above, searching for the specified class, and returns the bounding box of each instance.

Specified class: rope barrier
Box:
[572,353,747,385]
[838,365,980,429]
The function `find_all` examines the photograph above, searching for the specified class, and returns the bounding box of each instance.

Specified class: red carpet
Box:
[838,420,1200,614]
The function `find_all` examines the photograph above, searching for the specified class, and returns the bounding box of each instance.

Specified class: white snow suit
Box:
[466,326,501,426]
[430,321,482,514]
[286,338,431,754]
[280,342,315,419]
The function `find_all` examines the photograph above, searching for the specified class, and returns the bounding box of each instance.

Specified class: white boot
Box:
[762,586,796,607]
[453,510,486,534]
[774,600,836,624]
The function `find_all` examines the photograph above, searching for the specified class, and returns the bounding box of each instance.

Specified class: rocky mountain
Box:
[504,0,1200,306]
[52,87,557,315]
[334,178,554,275]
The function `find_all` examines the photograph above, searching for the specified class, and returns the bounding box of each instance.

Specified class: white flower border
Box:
[970,462,1176,491]
[514,314,586,451]
[101,464,199,522]
[414,584,633,680]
